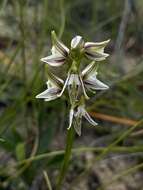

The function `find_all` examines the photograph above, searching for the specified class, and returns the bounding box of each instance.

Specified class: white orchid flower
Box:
[82,61,109,92]
[40,33,84,67]
[58,62,109,102]
[36,72,64,101]
[41,31,69,67]
[58,72,89,101]
[36,31,110,135]
[68,104,98,136]
[84,39,110,61]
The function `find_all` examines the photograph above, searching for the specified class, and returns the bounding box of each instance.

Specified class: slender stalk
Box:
[56,127,75,190]
[43,170,53,190]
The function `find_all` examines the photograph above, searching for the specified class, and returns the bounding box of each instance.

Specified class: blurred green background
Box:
[0,0,143,189]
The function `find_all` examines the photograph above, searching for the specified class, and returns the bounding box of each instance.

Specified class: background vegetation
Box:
[0,0,143,189]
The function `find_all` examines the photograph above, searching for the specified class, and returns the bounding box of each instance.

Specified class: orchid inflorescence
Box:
[36,31,110,135]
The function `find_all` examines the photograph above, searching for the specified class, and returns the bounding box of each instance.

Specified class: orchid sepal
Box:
[51,31,69,57]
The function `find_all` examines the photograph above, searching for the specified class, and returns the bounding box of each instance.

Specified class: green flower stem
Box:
[56,127,75,190]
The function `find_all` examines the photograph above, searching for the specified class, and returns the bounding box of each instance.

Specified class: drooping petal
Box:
[51,31,69,57]
[36,87,60,99]
[84,76,109,90]
[41,54,66,67]
[83,111,98,126]
[79,75,89,99]
[71,36,84,49]
[67,108,74,130]
[85,51,109,61]
[57,73,71,97]
[73,104,97,134]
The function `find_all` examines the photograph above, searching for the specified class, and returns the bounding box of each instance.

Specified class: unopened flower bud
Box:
[71,36,84,50]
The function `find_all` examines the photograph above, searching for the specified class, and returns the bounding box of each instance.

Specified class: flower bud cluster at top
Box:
[36,31,110,135]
